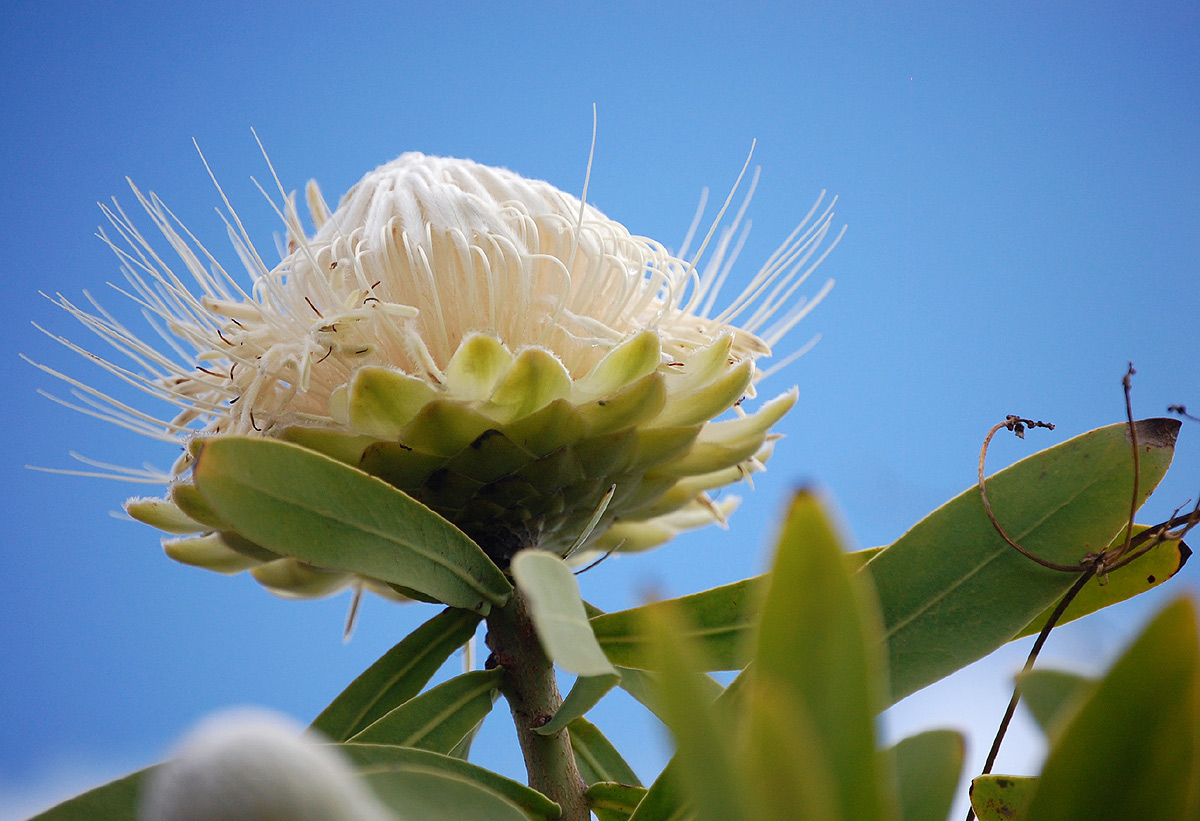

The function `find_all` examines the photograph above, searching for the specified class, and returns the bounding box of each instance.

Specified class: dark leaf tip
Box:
[1129,418,1181,448]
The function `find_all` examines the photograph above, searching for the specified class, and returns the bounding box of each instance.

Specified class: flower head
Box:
[37,149,839,598]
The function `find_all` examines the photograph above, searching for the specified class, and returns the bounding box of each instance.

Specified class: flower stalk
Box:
[486,587,590,821]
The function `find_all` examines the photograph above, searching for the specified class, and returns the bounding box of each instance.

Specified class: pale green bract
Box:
[40,151,839,598]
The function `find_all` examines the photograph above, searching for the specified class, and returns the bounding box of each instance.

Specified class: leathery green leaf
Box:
[510,550,616,679]
[866,419,1179,703]
[191,436,511,612]
[590,578,764,671]
[1014,526,1190,639]
[312,606,482,741]
[747,489,891,821]
[568,718,642,787]
[970,775,1037,821]
[538,671,619,736]
[1027,597,1200,821]
[1015,668,1094,741]
[349,669,503,753]
[340,743,560,820]
[891,730,964,821]
[587,782,650,821]
[28,768,148,821]
[586,546,882,673]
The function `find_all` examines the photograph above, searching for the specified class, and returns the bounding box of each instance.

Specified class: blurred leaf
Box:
[349,669,503,753]
[511,550,616,678]
[539,670,619,736]
[1014,528,1190,639]
[970,775,1036,821]
[1015,669,1094,741]
[627,669,751,821]
[585,600,724,721]
[340,743,560,820]
[865,419,1179,703]
[744,489,891,821]
[28,768,147,821]
[586,547,881,673]
[568,718,642,787]
[587,782,649,821]
[1027,597,1200,821]
[192,436,512,612]
[613,664,723,725]
[891,730,964,821]
[312,606,481,741]
[634,605,757,821]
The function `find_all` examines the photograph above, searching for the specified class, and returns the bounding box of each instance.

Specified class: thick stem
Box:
[486,589,590,821]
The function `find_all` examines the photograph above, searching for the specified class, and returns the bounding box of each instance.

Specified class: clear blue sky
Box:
[2,2,1197,817]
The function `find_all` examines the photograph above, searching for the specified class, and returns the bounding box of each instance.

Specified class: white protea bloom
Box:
[34,149,840,599]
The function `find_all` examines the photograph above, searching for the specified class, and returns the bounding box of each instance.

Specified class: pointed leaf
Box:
[191,436,512,612]
[866,419,1179,703]
[586,782,650,821]
[340,743,560,820]
[1015,669,1094,740]
[747,489,891,821]
[510,550,616,678]
[891,730,965,821]
[1027,597,1200,821]
[568,718,642,787]
[349,669,503,753]
[312,606,482,741]
[970,775,1037,821]
[1014,527,1190,639]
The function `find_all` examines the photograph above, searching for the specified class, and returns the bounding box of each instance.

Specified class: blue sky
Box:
[2,1,1197,817]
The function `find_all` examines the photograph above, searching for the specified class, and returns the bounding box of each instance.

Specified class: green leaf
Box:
[568,718,642,787]
[340,743,560,820]
[586,782,650,821]
[866,419,1179,703]
[1015,669,1094,740]
[586,547,881,673]
[627,671,752,821]
[312,606,481,741]
[539,670,619,736]
[1027,597,1200,821]
[28,768,147,821]
[1014,527,1190,639]
[589,578,763,671]
[510,550,616,678]
[744,489,891,821]
[891,730,964,821]
[446,716,485,761]
[970,775,1037,821]
[192,436,512,612]
[614,664,723,726]
[349,669,503,753]
[636,604,757,821]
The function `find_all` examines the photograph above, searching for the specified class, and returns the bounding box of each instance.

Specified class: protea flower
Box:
[35,150,839,599]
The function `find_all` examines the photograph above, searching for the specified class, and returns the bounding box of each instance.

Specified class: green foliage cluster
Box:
[34,419,1198,820]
